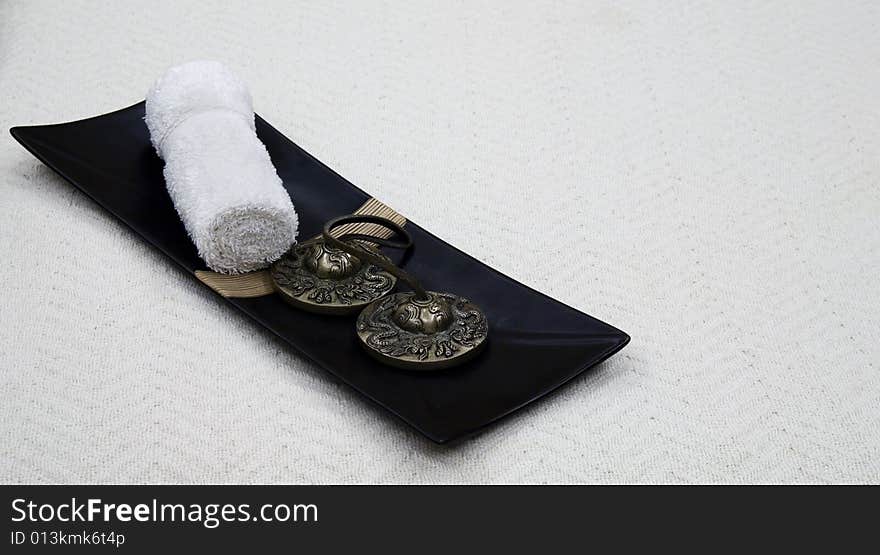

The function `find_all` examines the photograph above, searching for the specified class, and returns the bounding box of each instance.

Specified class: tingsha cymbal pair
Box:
[270,215,488,370]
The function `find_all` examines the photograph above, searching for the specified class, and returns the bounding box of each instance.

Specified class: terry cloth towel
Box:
[145,60,298,274]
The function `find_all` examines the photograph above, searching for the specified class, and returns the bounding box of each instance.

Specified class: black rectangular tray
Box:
[11,102,629,443]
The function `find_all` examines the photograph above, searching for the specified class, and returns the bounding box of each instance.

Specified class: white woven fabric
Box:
[1,0,878,484]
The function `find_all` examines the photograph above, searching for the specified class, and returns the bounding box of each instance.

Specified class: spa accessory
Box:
[270,215,411,315]
[145,60,298,273]
[322,216,489,370]
[12,102,630,442]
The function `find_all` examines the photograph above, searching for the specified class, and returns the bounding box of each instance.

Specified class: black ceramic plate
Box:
[11,103,629,443]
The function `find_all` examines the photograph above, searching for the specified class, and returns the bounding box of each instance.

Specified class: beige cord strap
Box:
[195,197,407,298]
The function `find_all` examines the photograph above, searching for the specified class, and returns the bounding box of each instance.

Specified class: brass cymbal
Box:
[271,238,397,315]
[356,290,488,370]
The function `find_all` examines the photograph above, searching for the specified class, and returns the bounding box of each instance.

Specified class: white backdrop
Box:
[1,0,878,483]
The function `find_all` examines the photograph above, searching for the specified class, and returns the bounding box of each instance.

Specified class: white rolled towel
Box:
[145,60,298,274]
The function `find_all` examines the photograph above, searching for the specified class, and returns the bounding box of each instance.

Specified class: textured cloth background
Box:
[1,0,878,484]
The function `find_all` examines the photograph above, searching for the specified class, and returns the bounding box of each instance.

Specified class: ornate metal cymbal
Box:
[293,213,490,370]
[356,291,488,371]
[271,238,397,315]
